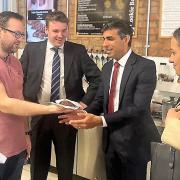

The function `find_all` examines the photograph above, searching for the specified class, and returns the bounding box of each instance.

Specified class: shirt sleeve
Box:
[101,116,107,127]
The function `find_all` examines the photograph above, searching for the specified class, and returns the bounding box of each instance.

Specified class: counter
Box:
[73,127,106,180]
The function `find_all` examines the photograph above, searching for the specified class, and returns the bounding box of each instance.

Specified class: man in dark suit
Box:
[20,11,101,180]
[61,19,160,180]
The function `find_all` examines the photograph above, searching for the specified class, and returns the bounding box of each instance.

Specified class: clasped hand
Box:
[58,109,103,129]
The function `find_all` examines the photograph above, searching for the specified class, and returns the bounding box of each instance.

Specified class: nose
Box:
[58,31,63,37]
[15,37,24,44]
[103,39,109,48]
[17,37,25,42]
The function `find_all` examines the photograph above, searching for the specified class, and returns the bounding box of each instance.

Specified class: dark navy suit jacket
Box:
[20,40,101,126]
[86,51,160,162]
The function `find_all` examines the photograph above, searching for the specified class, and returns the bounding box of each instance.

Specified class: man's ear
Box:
[45,26,48,35]
[124,35,130,45]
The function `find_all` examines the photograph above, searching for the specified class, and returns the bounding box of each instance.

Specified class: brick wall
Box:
[17,0,171,57]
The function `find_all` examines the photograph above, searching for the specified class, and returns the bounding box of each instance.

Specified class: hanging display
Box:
[26,0,57,42]
[160,0,180,37]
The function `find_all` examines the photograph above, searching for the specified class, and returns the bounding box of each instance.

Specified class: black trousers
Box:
[30,115,77,180]
[105,145,147,180]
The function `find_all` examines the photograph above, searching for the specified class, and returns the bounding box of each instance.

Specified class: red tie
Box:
[108,62,120,113]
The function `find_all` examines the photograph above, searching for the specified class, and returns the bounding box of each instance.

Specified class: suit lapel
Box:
[64,41,74,82]
[118,52,137,105]
[104,61,113,109]
[35,41,47,89]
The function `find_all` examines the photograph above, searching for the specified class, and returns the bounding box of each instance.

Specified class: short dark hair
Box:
[45,11,68,27]
[102,19,134,46]
[0,11,24,28]
[173,27,180,47]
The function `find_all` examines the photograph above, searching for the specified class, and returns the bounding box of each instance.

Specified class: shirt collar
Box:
[113,48,132,67]
[0,54,9,62]
[47,40,64,51]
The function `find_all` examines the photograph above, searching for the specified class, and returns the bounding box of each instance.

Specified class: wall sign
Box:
[26,0,57,42]
[160,0,180,37]
[75,0,138,36]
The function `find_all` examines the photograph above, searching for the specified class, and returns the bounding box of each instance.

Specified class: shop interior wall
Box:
[17,0,171,57]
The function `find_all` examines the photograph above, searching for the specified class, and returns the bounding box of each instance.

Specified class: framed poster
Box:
[160,0,180,37]
[26,0,57,42]
[75,0,138,36]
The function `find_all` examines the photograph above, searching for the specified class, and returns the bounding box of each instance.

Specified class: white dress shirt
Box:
[102,49,132,127]
[38,41,66,104]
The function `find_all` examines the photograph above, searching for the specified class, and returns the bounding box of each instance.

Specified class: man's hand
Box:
[48,104,66,113]
[59,110,86,124]
[59,111,103,129]
[79,101,87,109]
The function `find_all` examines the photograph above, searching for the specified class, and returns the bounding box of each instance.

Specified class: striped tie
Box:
[50,47,60,102]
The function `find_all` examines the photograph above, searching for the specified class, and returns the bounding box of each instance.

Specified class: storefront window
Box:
[1,0,17,12]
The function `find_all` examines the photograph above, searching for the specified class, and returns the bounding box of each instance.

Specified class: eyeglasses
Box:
[0,26,25,39]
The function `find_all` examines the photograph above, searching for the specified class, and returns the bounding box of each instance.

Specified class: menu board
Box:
[75,0,138,36]
[161,0,180,37]
[26,0,57,42]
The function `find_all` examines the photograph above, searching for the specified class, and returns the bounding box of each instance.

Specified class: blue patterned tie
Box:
[50,47,60,102]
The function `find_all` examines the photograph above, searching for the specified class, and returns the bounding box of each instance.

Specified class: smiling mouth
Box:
[14,44,19,47]
[105,49,112,54]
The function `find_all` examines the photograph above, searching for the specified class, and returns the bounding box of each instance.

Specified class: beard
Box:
[1,41,19,54]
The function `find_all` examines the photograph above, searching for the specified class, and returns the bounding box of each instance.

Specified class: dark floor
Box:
[73,175,89,180]
[50,166,89,180]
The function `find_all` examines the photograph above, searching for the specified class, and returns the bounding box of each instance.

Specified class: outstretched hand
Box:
[48,104,66,113]
[59,110,86,124]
